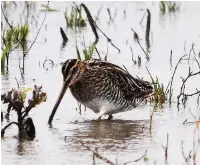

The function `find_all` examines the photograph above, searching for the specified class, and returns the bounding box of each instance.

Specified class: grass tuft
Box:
[64,6,86,29]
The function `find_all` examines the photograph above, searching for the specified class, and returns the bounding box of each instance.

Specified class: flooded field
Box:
[1,1,200,165]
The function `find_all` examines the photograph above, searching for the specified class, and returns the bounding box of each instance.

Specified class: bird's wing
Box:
[89,61,153,100]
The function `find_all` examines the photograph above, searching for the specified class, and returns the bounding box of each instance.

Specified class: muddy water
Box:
[1,2,200,165]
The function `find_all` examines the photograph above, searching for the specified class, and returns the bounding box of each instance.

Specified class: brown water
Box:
[1,1,200,165]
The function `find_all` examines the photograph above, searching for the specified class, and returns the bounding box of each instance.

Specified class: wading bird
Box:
[48,59,154,124]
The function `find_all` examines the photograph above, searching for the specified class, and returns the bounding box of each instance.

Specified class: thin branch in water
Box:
[131,28,149,60]
[130,46,136,64]
[1,5,13,29]
[79,140,115,165]
[168,54,187,105]
[25,1,49,56]
[95,47,102,60]
[181,141,191,163]
[60,27,68,43]
[140,11,146,26]
[81,3,120,53]
[122,149,148,165]
[170,50,172,67]
[162,133,169,161]
[14,77,20,89]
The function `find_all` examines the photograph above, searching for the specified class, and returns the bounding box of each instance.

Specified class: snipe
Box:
[48,59,154,123]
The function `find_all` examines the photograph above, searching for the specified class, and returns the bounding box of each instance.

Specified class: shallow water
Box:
[1,1,200,165]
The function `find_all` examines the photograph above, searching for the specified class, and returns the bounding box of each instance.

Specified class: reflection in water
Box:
[16,140,25,156]
[64,120,151,152]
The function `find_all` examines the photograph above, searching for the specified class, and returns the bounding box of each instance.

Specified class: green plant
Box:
[1,85,47,139]
[76,42,95,60]
[1,24,29,72]
[64,6,86,28]
[160,1,180,14]
[41,4,58,12]
[146,67,166,107]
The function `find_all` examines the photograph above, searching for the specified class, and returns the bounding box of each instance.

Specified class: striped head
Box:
[48,59,85,124]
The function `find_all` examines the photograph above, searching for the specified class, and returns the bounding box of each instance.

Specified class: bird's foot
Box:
[97,115,102,121]
[107,115,113,120]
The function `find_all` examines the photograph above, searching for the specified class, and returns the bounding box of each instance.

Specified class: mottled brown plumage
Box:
[48,59,154,123]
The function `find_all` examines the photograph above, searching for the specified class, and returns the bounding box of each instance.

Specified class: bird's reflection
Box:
[64,119,150,151]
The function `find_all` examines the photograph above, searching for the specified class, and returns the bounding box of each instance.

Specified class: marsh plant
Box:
[76,42,96,60]
[1,24,29,72]
[146,67,166,107]
[1,85,47,139]
[160,1,180,14]
[64,5,86,28]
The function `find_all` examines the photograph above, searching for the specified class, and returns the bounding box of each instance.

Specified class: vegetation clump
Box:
[1,25,29,73]
[160,1,180,14]
[1,85,47,139]
[64,5,86,28]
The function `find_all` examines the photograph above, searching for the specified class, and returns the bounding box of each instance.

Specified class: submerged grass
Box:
[76,41,96,60]
[146,67,166,108]
[64,6,86,28]
[160,1,180,14]
[1,24,29,72]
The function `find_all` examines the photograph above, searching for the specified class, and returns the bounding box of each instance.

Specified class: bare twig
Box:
[60,27,68,43]
[122,149,148,165]
[168,54,187,104]
[140,11,146,26]
[131,28,149,60]
[1,122,19,137]
[130,46,136,64]
[170,50,172,66]
[162,133,169,161]
[14,77,20,89]
[1,5,13,29]
[80,3,120,53]
[181,141,192,163]
[25,1,49,56]
[95,47,102,60]
[177,66,200,107]
[79,140,115,165]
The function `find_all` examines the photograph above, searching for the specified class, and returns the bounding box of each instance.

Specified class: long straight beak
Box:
[48,80,70,124]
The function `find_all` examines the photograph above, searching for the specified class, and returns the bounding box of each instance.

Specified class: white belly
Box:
[81,98,131,115]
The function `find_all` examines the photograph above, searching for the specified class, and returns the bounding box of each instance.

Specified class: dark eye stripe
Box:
[61,59,77,80]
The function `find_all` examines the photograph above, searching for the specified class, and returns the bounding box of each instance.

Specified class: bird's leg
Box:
[97,109,106,120]
[107,115,113,120]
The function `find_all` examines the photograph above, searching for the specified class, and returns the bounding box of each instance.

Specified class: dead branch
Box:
[177,66,200,107]
[79,140,116,165]
[25,1,49,56]
[1,122,19,137]
[168,54,187,104]
[60,27,68,43]
[181,141,192,163]
[162,133,169,161]
[95,6,103,20]
[80,3,99,45]
[95,47,102,60]
[130,46,136,64]
[1,5,13,29]
[131,28,149,60]
[122,149,148,165]
[81,3,120,53]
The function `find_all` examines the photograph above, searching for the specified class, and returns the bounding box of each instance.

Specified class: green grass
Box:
[1,24,29,72]
[76,42,95,60]
[41,4,59,12]
[146,67,166,108]
[64,6,86,28]
[160,1,180,14]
